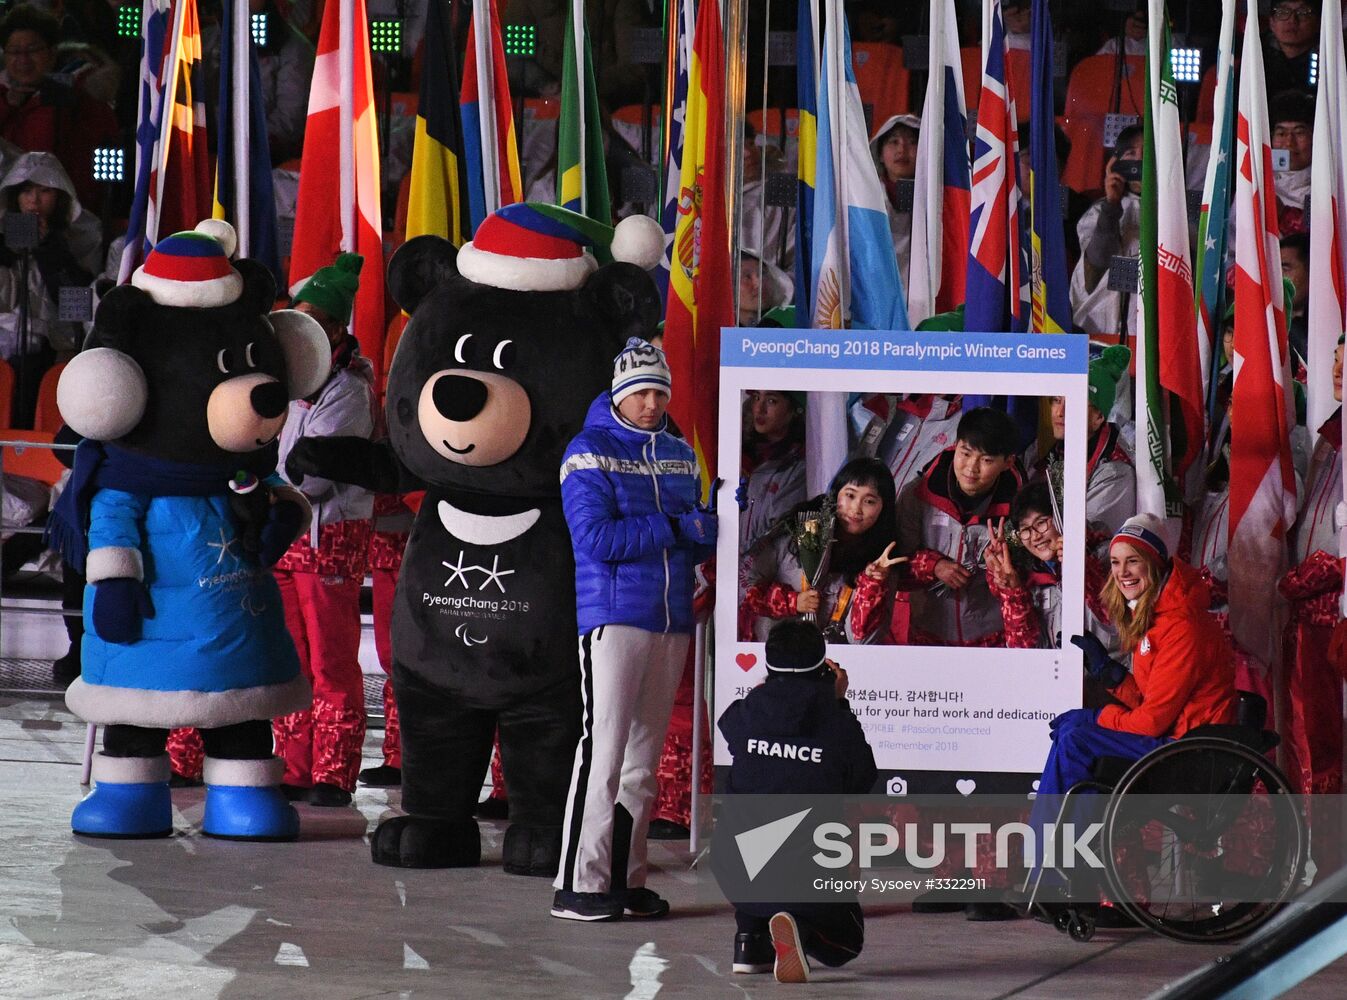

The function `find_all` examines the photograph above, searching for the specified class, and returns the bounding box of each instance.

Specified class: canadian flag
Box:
[1228,23,1296,672]
[289,0,386,379]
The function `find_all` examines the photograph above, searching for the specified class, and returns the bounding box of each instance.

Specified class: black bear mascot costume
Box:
[288,202,662,874]
[49,220,332,842]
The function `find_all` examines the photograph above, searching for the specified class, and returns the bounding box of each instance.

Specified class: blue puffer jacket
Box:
[66,490,310,729]
[561,394,709,635]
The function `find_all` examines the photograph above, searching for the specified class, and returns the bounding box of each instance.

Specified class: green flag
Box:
[558,4,611,234]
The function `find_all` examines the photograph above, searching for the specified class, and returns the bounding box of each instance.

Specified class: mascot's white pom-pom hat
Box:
[456,202,664,292]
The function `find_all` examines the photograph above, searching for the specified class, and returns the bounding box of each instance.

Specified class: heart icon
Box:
[735,652,757,672]
[955,778,976,796]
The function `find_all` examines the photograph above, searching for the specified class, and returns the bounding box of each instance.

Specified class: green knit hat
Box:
[915,304,965,332]
[293,252,364,325]
[1088,344,1131,416]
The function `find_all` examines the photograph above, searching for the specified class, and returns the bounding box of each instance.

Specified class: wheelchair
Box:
[1024,692,1308,944]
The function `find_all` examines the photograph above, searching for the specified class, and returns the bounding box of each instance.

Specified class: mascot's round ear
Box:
[88,283,154,352]
[234,258,278,314]
[582,262,661,343]
[271,309,331,399]
[388,235,458,315]
[58,348,147,440]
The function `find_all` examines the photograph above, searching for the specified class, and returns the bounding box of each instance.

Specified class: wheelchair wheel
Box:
[1098,738,1305,943]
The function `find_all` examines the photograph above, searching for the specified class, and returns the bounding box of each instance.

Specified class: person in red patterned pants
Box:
[272,254,376,807]
[359,495,411,786]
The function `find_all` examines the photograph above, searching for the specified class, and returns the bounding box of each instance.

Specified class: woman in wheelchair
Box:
[1027,512,1237,852]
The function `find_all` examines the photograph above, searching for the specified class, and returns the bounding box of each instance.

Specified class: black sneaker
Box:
[965,901,1019,922]
[307,783,353,807]
[646,819,690,840]
[475,796,509,820]
[619,887,670,918]
[732,931,773,974]
[358,764,401,787]
[550,890,623,922]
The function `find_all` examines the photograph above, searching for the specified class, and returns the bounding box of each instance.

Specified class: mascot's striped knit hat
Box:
[456,202,662,292]
[130,220,242,308]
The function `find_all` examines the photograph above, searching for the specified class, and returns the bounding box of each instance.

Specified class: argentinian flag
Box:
[810,0,909,332]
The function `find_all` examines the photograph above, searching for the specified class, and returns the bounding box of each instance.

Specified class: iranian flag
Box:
[1136,1,1202,529]
[1229,23,1297,671]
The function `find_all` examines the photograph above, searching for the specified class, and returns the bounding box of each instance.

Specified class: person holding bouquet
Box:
[739,457,902,644]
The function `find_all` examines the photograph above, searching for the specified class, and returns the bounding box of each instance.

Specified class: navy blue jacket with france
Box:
[719,676,878,795]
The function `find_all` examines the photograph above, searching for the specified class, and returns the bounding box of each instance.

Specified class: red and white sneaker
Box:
[769,912,810,984]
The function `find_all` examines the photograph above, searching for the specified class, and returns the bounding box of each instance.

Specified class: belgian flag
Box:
[408,0,470,245]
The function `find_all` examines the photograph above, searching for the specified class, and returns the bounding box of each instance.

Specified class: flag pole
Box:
[473,0,500,215]
[339,0,356,253]
[571,0,585,216]
[232,0,251,255]
[152,0,189,246]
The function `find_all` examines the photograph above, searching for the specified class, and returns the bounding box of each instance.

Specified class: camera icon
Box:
[886,776,908,796]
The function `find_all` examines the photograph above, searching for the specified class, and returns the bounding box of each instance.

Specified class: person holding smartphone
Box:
[1069,124,1143,338]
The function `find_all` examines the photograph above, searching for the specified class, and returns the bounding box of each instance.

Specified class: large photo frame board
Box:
[714,329,1091,794]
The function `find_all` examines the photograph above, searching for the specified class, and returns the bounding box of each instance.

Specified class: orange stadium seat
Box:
[960,45,1031,123]
[1060,53,1147,196]
[33,363,65,435]
[851,42,909,136]
[1,429,66,486]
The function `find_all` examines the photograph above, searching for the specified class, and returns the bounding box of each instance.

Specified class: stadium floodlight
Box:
[117,4,139,38]
[251,12,268,47]
[1309,52,1319,88]
[503,23,536,57]
[370,19,402,54]
[92,146,125,184]
[1170,47,1202,85]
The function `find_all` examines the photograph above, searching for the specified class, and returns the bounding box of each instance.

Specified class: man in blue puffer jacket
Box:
[552,337,717,922]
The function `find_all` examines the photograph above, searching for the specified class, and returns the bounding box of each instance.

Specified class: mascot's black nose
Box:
[433,374,488,422]
[250,380,288,419]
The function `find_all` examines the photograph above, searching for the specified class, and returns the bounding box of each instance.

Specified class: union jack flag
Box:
[964,0,1026,332]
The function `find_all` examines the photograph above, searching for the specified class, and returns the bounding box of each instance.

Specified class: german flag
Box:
[408,0,470,245]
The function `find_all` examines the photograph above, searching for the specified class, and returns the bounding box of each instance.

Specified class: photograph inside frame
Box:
[736,388,1122,654]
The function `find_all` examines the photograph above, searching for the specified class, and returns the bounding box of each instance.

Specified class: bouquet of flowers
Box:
[789,495,836,621]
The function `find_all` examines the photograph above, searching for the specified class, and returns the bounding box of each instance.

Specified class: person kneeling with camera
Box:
[719,620,877,984]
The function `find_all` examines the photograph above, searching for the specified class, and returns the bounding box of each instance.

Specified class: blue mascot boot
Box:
[72,753,173,838]
[201,757,300,842]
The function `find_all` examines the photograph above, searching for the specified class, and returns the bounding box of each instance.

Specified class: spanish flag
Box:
[664,0,733,489]
[408,0,470,245]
